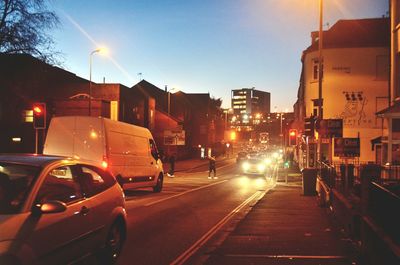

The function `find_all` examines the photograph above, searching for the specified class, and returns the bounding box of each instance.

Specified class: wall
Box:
[303,47,389,162]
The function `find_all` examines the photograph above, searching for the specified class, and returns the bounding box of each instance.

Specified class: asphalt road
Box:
[114,160,276,265]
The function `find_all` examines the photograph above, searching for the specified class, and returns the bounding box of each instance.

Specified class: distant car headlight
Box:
[257,163,266,172]
[242,162,250,171]
[264,158,272,165]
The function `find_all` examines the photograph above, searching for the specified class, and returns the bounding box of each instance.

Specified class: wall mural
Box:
[335,91,372,127]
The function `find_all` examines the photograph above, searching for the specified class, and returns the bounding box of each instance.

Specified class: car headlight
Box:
[264,158,271,165]
[242,162,250,171]
[257,163,266,172]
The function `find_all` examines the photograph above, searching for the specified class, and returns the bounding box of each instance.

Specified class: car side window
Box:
[149,139,159,160]
[35,166,83,205]
[78,165,116,197]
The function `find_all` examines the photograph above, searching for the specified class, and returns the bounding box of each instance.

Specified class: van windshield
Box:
[0,163,40,214]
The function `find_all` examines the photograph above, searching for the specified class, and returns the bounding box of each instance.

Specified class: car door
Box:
[26,164,94,264]
[75,164,117,245]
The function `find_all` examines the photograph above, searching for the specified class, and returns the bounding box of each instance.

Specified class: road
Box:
[114,159,276,265]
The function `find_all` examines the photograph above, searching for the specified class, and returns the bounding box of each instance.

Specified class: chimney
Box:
[103,77,105,83]
[165,85,168,92]
[311,31,319,45]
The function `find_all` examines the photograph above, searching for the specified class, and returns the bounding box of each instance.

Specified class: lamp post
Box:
[167,87,178,119]
[89,47,108,116]
[318,0,324,119]
[224,108,233,129]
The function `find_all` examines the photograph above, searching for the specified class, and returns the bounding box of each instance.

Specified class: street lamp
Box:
[89,47,108,116]
[167,87,179,118]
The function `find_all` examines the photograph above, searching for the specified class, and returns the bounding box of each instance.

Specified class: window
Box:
[149,139,159,160]
[24,110,33,123]
[312,59,324,81]
[35,166,82,205]
[78,165,115,197]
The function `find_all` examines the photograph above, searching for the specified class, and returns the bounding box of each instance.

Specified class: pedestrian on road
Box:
[208,155,217,179]
[168,154,176,177]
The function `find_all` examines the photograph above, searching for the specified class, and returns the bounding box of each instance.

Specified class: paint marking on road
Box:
[170,190,265,265]
[198,162,235,173]
[144,180,228,207]
[224,254,348,259]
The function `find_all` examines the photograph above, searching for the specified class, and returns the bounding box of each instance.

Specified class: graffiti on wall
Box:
[335,91,372,127]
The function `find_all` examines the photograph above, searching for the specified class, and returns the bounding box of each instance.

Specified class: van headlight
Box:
[242,162,250,171]
[257,163,266,172]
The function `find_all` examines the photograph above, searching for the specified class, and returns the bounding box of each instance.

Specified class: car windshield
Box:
[0,163,41,214]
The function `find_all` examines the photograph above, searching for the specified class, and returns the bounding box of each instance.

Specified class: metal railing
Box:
[316,160,400,245]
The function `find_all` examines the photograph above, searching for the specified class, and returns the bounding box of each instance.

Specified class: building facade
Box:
[374,1,400,165]
[231,88,270,116]
[294,18,390,164]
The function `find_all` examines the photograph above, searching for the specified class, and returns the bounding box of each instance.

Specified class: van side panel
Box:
[104,118,156,187]
[73,117,105,164]
[106,130,129,178]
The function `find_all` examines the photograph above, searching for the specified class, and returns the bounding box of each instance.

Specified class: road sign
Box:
[334,137,360,157]
[318,119,343,138]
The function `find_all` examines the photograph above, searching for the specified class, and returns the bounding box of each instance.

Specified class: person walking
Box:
[168,154,176,177]
[208,155,217,179]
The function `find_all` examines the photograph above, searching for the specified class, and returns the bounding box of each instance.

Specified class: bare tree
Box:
[0,0,59,63]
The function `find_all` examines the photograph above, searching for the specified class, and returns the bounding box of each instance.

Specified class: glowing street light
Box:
[89,47,108,116]
[167,87,179,117]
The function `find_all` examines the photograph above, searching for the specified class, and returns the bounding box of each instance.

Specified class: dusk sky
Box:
[50,0,389,110]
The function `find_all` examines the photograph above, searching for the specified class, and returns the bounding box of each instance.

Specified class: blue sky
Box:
[49,0,389,110]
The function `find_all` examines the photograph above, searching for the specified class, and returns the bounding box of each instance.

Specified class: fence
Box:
[316,161,400,263]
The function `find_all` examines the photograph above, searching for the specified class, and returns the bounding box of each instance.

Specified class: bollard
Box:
[360,164,381,215]
[302,168,317,196]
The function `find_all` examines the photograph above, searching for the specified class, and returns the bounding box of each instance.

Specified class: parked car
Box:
[43,116,164,192]
[0,154,127,265]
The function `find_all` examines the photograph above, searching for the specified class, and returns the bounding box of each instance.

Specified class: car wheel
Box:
[99,219,126,264]
[153,174,163,193]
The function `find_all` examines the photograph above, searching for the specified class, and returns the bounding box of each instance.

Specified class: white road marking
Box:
[224,254,348,259]
[144,180,228,206]
[171,190,265,265]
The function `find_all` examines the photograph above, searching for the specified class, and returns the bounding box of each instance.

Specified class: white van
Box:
[43,116,164,192]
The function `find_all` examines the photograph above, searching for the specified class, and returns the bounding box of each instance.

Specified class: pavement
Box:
[171,158,361,265]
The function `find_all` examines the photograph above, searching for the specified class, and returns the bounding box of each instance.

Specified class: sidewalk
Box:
[203,170,359,265]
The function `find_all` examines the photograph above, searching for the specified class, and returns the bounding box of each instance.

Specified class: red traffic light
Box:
[288,129,297,146]
[33,103,46,129]
[33,106,43,114]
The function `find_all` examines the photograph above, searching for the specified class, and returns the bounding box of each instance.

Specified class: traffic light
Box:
[304,116,316,137]
[289,129,297,145]
[33,103,46,129]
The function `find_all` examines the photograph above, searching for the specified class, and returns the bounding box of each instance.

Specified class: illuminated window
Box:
[24,110,33,122]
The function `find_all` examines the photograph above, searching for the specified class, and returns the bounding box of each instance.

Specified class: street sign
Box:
[318,119,343,138]
[164,129,185,145]
[334,137,360,157]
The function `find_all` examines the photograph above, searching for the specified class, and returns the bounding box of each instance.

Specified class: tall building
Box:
[231,88,270,116]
